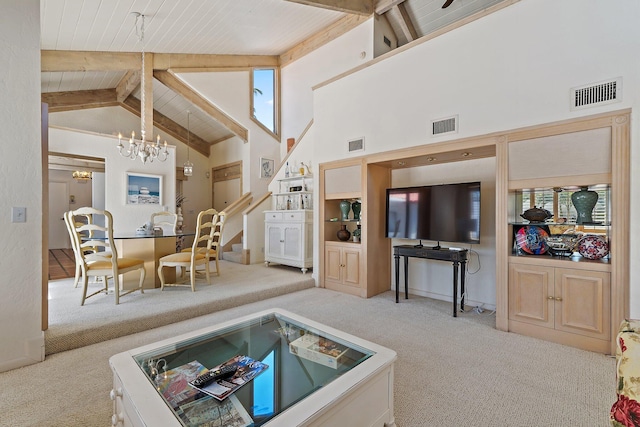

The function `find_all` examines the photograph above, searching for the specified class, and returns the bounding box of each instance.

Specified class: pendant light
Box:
[183,110,194,176]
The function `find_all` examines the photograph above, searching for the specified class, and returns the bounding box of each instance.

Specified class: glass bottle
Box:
[285,162,290,178]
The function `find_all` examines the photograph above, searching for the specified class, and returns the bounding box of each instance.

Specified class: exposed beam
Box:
[394,3,418,41]
[284,0,373,15]
[115,70,141,103]
[41,89,118,113]
[153,53,279,70]
[141,52,154,142]
[374,0,406,14]
[41,50,140,72]
[154,70,249,142]
[280,14,369,66]
[121,97,210,157]
[42,51,279,72]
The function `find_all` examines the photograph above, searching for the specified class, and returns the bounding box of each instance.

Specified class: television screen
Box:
[385,182,481,244]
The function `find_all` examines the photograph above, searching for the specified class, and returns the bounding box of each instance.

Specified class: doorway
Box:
[48,181,69,249]
[212,161,242,211]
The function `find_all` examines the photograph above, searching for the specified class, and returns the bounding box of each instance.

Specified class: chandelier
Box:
[72,171,92,183]
[183,111,193,176]
[117,13,169,164]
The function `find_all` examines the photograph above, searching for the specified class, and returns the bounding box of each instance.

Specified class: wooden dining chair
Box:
[68,207,146,305]
[180,210,226,277]
[157,209,218,292]
[150,211,179,235]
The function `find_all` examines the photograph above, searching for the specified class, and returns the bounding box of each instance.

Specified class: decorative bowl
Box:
[577,235,609,260]
[520,206,553,223]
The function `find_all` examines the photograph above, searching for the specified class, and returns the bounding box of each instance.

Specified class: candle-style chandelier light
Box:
[117,13,169,164]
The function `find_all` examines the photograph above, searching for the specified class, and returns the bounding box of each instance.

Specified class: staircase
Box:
[223,243,244,264]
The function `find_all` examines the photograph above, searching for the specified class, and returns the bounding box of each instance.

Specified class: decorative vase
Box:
[351,200,362,221]
[571,187,598,224]
[339,200,351,221]
[337,224,351,241]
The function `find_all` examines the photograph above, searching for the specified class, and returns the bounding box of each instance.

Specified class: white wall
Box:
[0,0,43,372]
[391,158,496,308]
[313,0,640,316]
[281,18,374,158]
[49,127,176,233]
[177,71,280,198]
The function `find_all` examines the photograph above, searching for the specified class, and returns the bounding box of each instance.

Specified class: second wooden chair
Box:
[157,208,218,292]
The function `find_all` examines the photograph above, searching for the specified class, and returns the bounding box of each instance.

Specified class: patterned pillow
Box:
[611,319,640,427]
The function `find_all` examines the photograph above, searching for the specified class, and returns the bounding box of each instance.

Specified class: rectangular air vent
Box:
[431,115,458,136]
[348,137,364,152]
[571,78,621,110]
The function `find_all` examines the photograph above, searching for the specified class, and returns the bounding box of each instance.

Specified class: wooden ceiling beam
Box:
[280,14,369,66]
[115,69,141,103]
[394,3,418,41]
[154,70,248,142]
[41,51,140,72]
[284,0,373,15]
[121,97,210,157]
[153,53,279,70]
[374,0,406,14]
[41,50,279,72]
[41,89,118,112]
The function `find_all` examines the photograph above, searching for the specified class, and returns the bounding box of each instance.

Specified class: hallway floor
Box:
[48,249,75,280]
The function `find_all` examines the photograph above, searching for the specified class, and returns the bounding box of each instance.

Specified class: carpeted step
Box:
[231,243,243,253]
[224,250,243,264]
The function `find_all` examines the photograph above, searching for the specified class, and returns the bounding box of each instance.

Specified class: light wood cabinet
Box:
[325,242,361,295]
[319,160,390,298]
[264,210,313,273]
[509,261,611,352]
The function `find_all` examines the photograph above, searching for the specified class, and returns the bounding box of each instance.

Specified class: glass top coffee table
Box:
[109,308,397,427]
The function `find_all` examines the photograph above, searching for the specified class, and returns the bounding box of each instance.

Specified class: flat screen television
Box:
[385,182,481,245]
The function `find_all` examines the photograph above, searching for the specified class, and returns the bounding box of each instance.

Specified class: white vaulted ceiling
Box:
[40,0,510,152]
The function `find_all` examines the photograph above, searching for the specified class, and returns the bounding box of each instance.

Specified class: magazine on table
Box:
[176,394,252,427]
[188,354,269,401]
[155,360,208,409]
[154,360,253,426]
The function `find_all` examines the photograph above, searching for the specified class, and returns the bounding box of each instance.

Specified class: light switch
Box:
[12,207,26,223]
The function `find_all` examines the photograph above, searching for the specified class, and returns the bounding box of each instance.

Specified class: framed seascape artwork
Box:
[260,157,274,179]
[127,172,163,205]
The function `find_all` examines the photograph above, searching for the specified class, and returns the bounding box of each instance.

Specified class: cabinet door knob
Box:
[110,388,123,400]
[111,413,124,426]
[547,296,554,300]
[555,297,563,301]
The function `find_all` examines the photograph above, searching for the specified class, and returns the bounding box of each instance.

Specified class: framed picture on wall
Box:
[260,157,274,179]
[126,172,163,205]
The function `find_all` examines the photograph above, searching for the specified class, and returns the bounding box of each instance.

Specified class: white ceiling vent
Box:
[348,137,365,153]
[571,77,622,110]
[431,115,458,137]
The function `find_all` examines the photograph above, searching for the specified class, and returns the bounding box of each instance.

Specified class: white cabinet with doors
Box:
[264,210,313,273]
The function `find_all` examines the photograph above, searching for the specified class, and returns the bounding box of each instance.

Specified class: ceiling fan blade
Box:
[442,0,454,8]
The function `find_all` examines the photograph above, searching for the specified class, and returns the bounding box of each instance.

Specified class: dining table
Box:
[113,232,195,290]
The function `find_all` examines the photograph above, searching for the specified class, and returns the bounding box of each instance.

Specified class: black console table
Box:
[394,245,468,317]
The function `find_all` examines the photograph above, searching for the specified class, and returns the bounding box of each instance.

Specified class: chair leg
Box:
[214,257,220,276]
[190,268,196,292]
[80,271,89,306]
[114,274,120,305]
[205,260,211,285]
[158,263,165,290]
[74,264,81,288]
[138,267,145,294]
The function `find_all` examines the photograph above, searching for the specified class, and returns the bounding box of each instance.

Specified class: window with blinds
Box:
[519,188,609,225]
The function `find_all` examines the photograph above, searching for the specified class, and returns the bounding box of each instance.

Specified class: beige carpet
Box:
[2,286,615,426]
[46,261,315,354]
